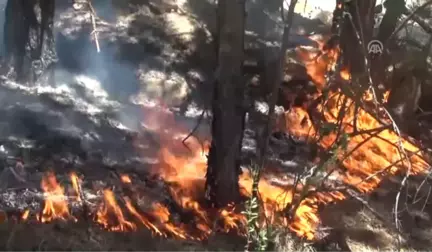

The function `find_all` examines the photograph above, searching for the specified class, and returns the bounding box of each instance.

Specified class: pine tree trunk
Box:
[205,0,246,207]
[3,0,55,83]
[3,0,34,81]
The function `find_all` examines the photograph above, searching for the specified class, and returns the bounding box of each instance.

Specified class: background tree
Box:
[339,0,377,77]
[3,0,55,83]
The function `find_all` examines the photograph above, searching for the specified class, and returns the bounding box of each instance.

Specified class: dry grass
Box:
[317,176,432,251]
[273,229,315,252]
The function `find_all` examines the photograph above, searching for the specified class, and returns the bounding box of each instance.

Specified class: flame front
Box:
[275,37,430,237]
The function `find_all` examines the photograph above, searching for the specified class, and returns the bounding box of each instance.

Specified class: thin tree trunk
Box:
[257,0,298,170]
[377,0,406,42]
[371,0,406,88]
[37,0,55,58]
[340,0,376,77]
[205,0,246,207]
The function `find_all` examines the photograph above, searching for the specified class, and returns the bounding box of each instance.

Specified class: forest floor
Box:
[0,222,245,251]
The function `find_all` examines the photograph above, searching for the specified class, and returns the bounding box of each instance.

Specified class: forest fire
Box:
[1,36,429,244]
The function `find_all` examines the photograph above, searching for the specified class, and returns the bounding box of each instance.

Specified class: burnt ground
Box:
[0,0,430,251]
[0,222,245,251]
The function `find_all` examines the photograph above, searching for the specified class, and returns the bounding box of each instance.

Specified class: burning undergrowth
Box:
[0,165,247,250]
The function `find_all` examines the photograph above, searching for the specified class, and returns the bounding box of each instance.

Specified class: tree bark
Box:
[3,0,34,81]
[377,0,406,43]
[340,0,376,77]
[37,0,55,58]
[205,0,246,207]
[3,0,55,83]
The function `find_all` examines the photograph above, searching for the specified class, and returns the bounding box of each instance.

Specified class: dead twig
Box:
[182,108,208,154]
[181,75,218,154]
[420,185,431,212]
[349,124,391,137]
[412,167,432,204]
[85,0,100,52]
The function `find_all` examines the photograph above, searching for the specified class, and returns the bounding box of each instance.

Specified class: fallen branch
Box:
[387,0,432,44]
[403,10,432,34]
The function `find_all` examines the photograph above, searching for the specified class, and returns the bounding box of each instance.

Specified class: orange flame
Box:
[340,68,350,80]
[150,203,191,239]
[21,209,30,221]
[70,172,81,202]
[276,36,429,237]
[120,174,132,184]
[95,189,136,231]
[123,197,164,237]
[134,35,430,240]
[38,171,76,223]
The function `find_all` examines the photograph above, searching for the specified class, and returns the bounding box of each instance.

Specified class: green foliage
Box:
[242,114,351,251]
[242,165,273,251]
